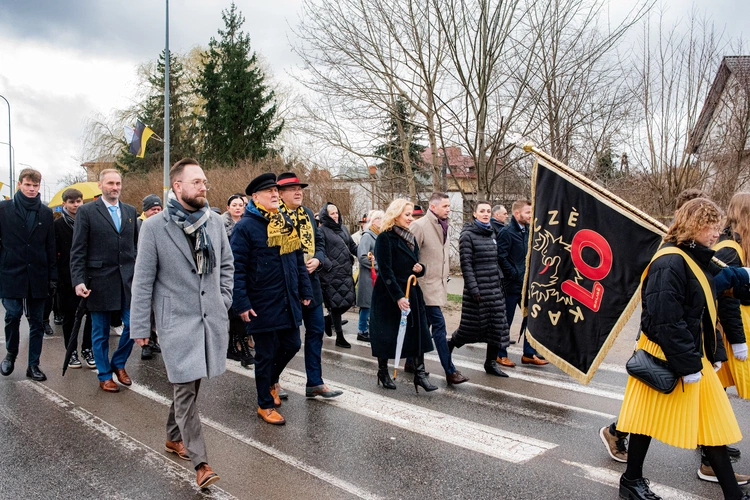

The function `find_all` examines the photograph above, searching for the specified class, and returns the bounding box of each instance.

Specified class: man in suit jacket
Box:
[70,169,139,392]
[0,168,56,381]
[131,159,231,488]
[278,172,342,399]
[410,192,467,385]
[54,188,94,370]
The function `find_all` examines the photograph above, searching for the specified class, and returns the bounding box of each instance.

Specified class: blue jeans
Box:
[358,307,370,333]
[255,327,301,409]
[425,306,456,375]
[497,292,537,358]
[303,304,325,387]
[90,297,134,382]
[3,297,45,367]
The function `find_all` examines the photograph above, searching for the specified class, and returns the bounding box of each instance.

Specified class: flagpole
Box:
[163,0,170,204]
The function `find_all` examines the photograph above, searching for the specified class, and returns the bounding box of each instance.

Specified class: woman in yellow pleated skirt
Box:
[714,192,750,399]
[616,198,750,500]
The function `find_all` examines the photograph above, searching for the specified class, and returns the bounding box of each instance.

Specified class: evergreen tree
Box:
[373,97,426,175]
[196,3,282,165]
[118,50,197,173]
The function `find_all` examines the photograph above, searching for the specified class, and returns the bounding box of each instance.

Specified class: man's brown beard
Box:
[182,193,206,211]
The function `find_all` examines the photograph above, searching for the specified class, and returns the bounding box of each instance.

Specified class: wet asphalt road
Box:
[1,304,749,500]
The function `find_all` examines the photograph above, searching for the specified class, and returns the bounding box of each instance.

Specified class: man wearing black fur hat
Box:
[231,173,313,425]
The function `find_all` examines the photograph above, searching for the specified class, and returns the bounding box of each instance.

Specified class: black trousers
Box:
[253,327,300,409]
[57,287,92,352]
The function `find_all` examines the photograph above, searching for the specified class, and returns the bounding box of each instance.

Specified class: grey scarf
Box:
[167,190,215,275]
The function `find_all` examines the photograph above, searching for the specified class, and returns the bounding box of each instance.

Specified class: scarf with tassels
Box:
[167,190,216,275]
[393,225,416,251]
[279,201,314,255]
[251,201,301,255]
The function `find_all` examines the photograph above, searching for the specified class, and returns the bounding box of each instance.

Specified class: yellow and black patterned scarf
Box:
[280,201,315,255]
[253,201,301,255]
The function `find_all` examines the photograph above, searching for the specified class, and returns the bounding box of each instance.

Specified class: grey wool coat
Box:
[130,209,234,384]
[356,229,379,308]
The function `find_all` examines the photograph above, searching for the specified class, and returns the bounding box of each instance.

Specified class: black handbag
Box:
[625,349,679,394]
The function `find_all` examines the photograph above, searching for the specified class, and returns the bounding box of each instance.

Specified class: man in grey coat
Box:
[130,158,233,489]
[71,169,138,392]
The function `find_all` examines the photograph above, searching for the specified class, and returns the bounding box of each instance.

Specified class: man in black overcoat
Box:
[0,168,56,381]
[70,169,138,392]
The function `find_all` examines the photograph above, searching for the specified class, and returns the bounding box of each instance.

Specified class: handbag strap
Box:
[713,239,745,264]
[641,246,717,328]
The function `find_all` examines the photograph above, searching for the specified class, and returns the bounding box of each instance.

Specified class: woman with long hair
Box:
[318,202,358,348]
[356,209,384,342]
[617,198,750,500]
[369,199,436,392]
[448,201,511,377]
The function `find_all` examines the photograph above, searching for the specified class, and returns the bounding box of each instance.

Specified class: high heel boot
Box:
[377,358,396,389]
[413,355,438,393]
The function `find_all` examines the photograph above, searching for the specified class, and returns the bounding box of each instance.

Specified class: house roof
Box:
[689,56,750,154]
[422,146,478,179]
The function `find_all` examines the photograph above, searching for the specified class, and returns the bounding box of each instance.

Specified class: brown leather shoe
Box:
[99,379,120,393]
[270,387,282,407]
[257,407,286,425]
[521,355,549,366]
[497,357,516,368]
[165,440,190,461]
[114,368,132,386]
[196,463,220,488]
[446,371,469,385]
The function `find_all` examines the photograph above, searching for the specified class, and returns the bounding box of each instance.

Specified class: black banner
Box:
[524,158,663,384]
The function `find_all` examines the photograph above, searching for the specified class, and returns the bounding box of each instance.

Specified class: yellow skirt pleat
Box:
[716,307,750,399]
[617,335,742,449]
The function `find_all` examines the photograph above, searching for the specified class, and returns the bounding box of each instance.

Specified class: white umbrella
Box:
[392,275,417,380]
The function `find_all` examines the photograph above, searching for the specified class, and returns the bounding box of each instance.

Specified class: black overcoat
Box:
[318,203,357,310]
[0,198,56,299]
[230,206,313,334]
[369,229,434,359]
[454,222,510,348]
[69,198,138,312]
[54,216,74,290]
[497,216,527,296]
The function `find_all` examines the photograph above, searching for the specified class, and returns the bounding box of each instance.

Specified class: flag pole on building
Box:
[163,0,170,204]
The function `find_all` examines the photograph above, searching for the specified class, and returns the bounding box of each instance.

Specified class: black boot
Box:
[377,358,396,389]
[484,346,508,377]
[324,314,333,337]
[335,331,351,348]
[413,355,438,393]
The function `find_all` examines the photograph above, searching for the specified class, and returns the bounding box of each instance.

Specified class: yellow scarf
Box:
[280,201,315,255]
[254,202,301,255]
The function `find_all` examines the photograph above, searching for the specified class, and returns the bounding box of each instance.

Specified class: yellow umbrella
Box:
[48,182,101,208]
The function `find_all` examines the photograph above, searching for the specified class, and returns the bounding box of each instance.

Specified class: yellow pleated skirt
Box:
[617,334,742,449]
[716,307,750,399]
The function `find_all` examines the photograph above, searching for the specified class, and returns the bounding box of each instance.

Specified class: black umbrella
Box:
[62,294,89,376]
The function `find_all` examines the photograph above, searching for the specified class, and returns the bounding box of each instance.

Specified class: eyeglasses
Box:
[177,180,211,191]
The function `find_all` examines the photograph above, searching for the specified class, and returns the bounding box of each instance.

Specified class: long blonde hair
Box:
[664,197,723,246]
[381,199,413,232]
[726,192,750,262]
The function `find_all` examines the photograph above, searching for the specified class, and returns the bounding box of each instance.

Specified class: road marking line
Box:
[20,381,236,500]
[224,362,557,463]
[323,345,625,402]
[320,349,616,420]
[560,460,709,500]
[127,382,382,500]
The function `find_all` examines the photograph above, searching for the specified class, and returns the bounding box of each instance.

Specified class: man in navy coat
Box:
[0,168,56,381]
[70,169,139,392]
[231,173,313,425]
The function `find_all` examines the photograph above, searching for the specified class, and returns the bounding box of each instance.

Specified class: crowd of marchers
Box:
[3,164,750,499]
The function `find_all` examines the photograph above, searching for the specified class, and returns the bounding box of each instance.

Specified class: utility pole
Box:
[163,0,170,204]
[0,95,11,194]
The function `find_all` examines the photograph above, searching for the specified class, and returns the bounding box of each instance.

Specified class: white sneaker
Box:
[110,326,123,336]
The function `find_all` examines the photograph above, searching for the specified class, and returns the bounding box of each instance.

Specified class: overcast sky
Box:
[0,0,747,198]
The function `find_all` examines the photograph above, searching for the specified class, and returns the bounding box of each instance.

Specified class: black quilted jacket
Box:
[318,204,358,310]
[454,222,510,347]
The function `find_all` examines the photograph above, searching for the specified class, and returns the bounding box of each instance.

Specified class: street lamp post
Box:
[0,95,11,192]
[0,141,14,197]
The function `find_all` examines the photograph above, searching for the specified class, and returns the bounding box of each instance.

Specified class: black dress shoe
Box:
[26,366,47,382]
[619,475,661,499]
[356,331,370,342]
[43,321,54,336]
[141,345,153,360]
[53,315,63,325]
[1,354,15,376]
[484,360,509,378]
[149,339,161,353]
[341,319,349,326]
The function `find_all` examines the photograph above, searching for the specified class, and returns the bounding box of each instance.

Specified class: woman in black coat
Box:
[617,198,750,500]
[448,201,511,377]
[369,199,436,393]
[318,202,358,348]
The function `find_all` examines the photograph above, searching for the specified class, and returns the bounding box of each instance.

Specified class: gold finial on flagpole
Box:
[522,141,535,153]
